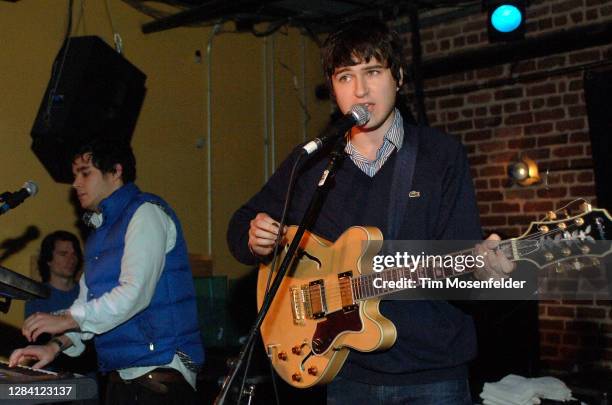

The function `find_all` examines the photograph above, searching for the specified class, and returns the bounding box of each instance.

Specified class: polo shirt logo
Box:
[409,190,420,198]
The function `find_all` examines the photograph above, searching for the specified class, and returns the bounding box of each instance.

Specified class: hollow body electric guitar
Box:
[256,201,611,388]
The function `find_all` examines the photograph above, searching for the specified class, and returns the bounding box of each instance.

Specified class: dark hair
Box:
[321,18,407,88]
[73,138,136,183]
[38,231,83,283]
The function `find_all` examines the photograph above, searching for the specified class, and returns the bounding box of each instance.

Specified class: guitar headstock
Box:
[514,200,612,269]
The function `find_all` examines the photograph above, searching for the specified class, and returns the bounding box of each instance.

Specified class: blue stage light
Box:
[486,1,527,42]
[491,5,523,33]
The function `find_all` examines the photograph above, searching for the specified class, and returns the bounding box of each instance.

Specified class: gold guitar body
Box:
[257,226,397,388]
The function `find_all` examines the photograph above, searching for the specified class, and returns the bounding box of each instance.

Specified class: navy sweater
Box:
[227,123,483,385]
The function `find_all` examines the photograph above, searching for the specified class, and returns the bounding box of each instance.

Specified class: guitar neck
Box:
[352,241,518,301]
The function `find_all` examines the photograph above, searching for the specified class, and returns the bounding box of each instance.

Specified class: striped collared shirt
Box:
[345,108,404,177]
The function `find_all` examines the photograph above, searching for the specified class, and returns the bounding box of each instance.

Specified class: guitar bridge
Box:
[290,286,306,325]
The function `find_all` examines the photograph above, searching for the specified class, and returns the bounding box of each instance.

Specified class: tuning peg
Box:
[546,211,557,220]
[571,259,582,271]
[562,209,570,219]
[579,202,592,213]
[544,252,555,261]
[580,245,590,254]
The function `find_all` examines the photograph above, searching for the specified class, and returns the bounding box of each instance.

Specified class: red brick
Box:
[509,138,536,149]
[440,39,450,51]
[505,112,533,125]
[538,18,553,30]
[540,345,559,357]
[538,56,566,70]
[495,88,523,100]
[562,333,579,345]
[488,151,515,164]
[539,319,565,330]
[548,306,576,317]
[491,202,520,213]
[495,127,523,137]
[568,106,586,117]
[477,66,505,80]
[478,203,490,214]
[463,21,484,33]
[524,201,554,212]
[554,15,568,26]
[505,189,535,199]
[514,60,536,74]
[534,108,565,122]
[537,187,567,198]
[538,134,568,147]
[461,109,474,118]
[439,97,464,109]
[525,123,554,135]
[528,83,557,97]
[552,0,584,13]
[553,145,583,157]
[489,105,502,115]
[425,43,438,53]
[478,141,506,153]
[474,117,502,129]
[466,34,480,45]
[469,155,487,166]
[570,11,584,23]
[576,307,606,319]
[565,321,600,332]
[576,171,593,182]
[569,80,582,91]
[447,120,473,132]
[437,26,461,39]
[489,178,501,188]
[532,98,546,109]
[464,130,492,142]
[547,96,562,107]
[477,190,504,201]
[480,166,506,177]
[446,111,460,122]
[562,173,576,183]
[563,94,580,105]
[570,185,596,196]
[528,4,550,19]
[508,214,537,225]
[544,333,561,344]
[569,49,600,64]
[503,103,518,113]
[556,119,585,132]
[474,179,487,189]
[467,93,492,104]
[571,158,593,168]
[474,107,487,116]
[481,215,507,226]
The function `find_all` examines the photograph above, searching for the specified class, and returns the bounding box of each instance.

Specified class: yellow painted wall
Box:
[0,0,329,328]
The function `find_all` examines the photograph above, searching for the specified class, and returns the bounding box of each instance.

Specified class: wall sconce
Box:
[509,156,540,186]
[485,0,527,42]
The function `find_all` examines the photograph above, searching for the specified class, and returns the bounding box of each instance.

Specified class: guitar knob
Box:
[558,222,567,231]
[575,217,585,226]
[292,373,302,382]
[278,351,287,361]
[555,263,564,274]
[308,366,318,376]
[292,346,302,355]
[580,245,590,254]
[544,252,554,261]
[547,211,557,220]
[561,248,571,257]
[572,260,582,271]
[539,225,549,233]
[312,338,323,351]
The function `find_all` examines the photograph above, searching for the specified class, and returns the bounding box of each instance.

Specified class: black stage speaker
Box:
[584,69,612,212]
[31,36,146,183]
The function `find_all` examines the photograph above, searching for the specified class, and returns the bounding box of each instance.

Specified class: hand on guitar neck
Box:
[474,233,516,281]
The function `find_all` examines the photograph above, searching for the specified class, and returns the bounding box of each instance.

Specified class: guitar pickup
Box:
[338,271,358,312]
[304,280,326,319]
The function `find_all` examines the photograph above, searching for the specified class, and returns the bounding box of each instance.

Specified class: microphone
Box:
[0,181,39,215]
[302,104,370,155]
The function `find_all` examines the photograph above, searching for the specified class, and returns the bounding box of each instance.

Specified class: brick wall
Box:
[400,0,612,373]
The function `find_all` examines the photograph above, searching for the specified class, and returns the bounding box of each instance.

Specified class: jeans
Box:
[327,376,472,405]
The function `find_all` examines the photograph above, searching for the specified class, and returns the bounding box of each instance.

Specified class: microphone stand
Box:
[215,139,347,404]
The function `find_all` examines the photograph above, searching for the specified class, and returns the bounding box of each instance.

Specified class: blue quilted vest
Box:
[84,183,204,372]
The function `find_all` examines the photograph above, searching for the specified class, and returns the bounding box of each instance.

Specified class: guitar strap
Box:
[387,124,419,240]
